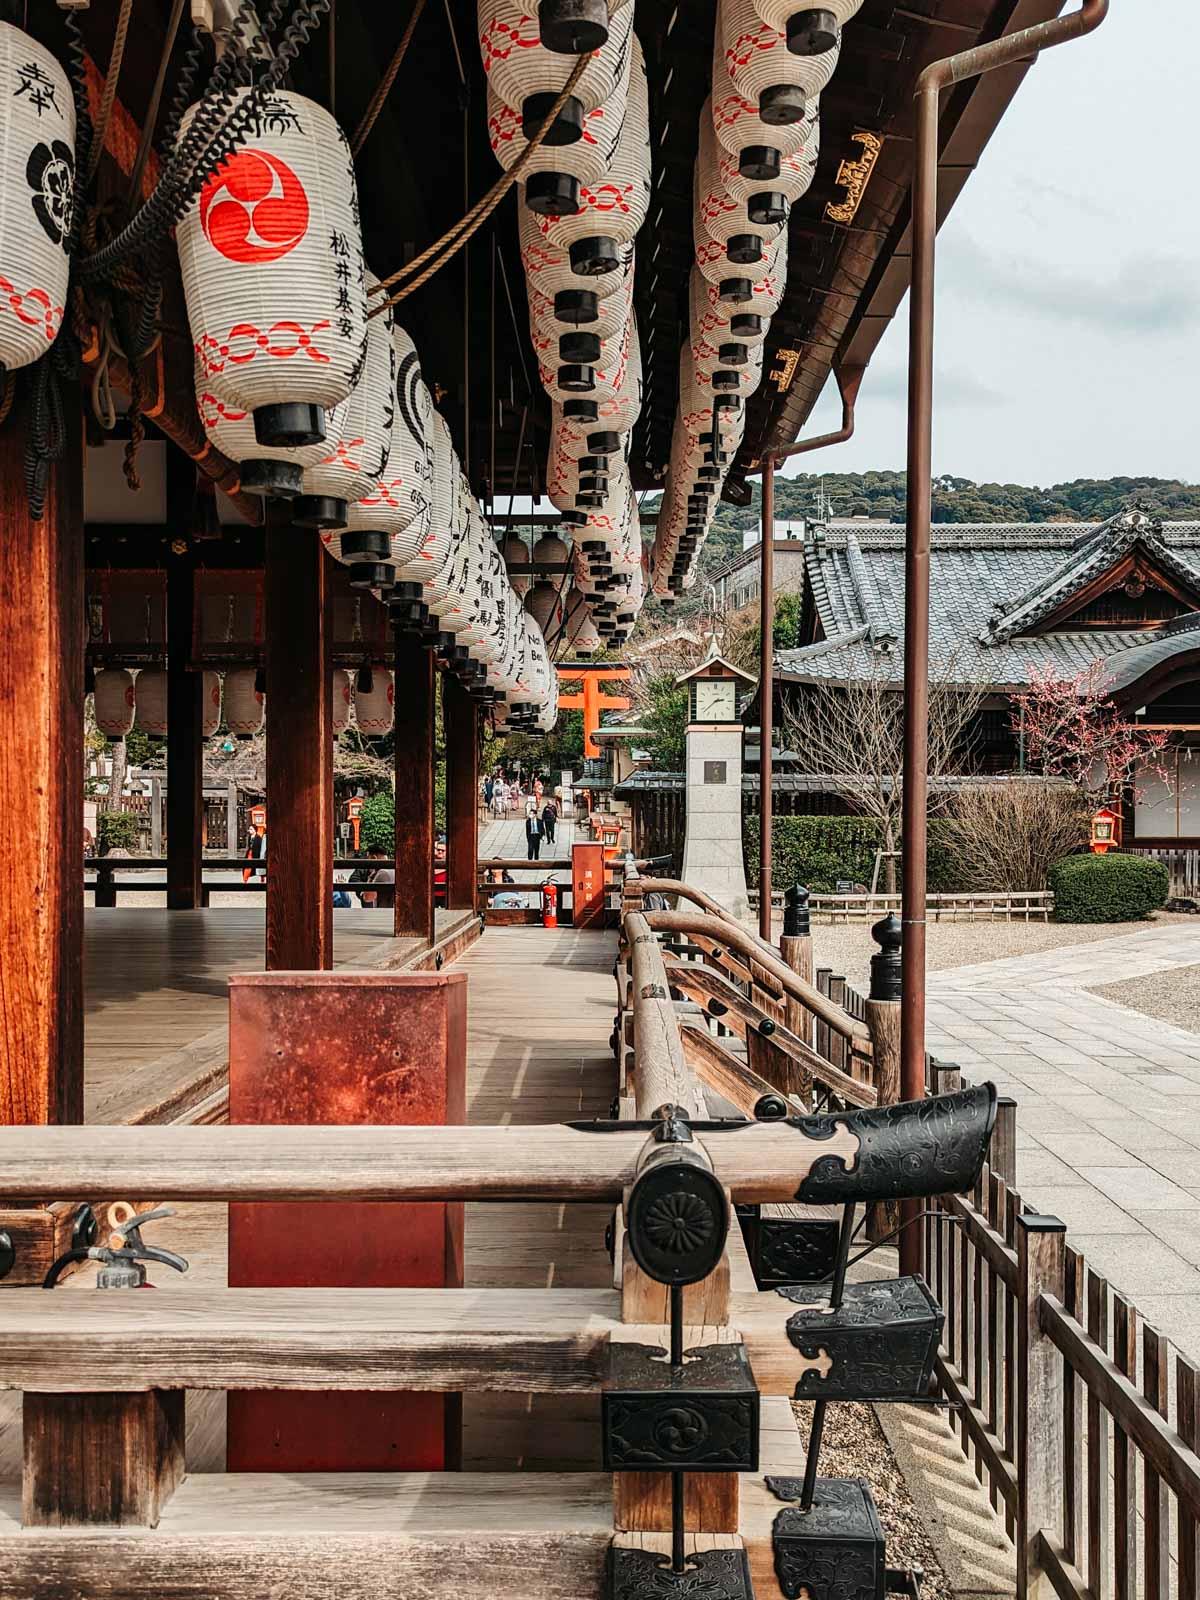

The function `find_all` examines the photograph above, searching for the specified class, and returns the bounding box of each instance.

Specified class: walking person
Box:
[524,793,543,862]
[541,795,558,846]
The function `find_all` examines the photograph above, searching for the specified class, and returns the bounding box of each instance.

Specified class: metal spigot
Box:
[43,1203,189,1289]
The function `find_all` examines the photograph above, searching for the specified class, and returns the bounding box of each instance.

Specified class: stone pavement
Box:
[478,812,578,886]
[927,924,1200,1359]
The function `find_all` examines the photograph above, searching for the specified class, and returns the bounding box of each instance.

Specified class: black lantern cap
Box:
[554,287,599,325]
[748,191,789,227]
[340,528,391,561]
[558,363,596,393]
[560,508,588,526]
[719,341,749,366]
[525,171,581,217]
[719,276,753,303]
[563,398,599,421]
[740,144,781,181]
[759,83,807,124]
[587,429,620,454]
[578,475,610,494]
[577,454,607,473]
[349,562,394,591]
[292,495,348,529]
[522,91,584,144]
[727,233,764,265]
[239,458,303,499]
[712,369,741,390]
[576,490,605,508]
[560,330,601,364]
[569,234,622,276]
[254,402,325,449]
[731,312,764,337]
[788,6,839,55]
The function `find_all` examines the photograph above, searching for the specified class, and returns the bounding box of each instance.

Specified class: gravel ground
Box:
[1092,957,1200,1032]
[767,912,1193,995]
[790,1399,951,1600]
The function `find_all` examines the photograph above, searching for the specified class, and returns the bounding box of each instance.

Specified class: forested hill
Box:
[686,473,1200,575]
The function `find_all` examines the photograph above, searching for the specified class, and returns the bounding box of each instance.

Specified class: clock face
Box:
[695,679,736,721]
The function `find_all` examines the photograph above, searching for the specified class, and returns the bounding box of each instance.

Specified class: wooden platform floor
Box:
[83,907,461,1123]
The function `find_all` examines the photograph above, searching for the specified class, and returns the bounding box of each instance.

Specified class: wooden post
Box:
[444,674,478,913]
[394,633,435,941]
[166,515,203,909]
[265,522,333,970]
[23,1391,184,1527]
[1016,1214,1066,1600]
[0,400,83,1123]
[226,780,239,852]
[779,884,813,1047]
[992,1096,1017,1188]
[866,913,902,1242]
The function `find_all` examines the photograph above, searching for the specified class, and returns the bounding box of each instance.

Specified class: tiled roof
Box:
[778,510,1200,690]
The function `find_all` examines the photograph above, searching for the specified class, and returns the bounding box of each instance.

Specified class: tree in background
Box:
[1010,663,1171,801]
[939,780,1091,891]
[779,657,984,891]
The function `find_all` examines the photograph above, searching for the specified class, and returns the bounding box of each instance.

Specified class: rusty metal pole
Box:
[898,0,1107,1274]
[759,455,775,940]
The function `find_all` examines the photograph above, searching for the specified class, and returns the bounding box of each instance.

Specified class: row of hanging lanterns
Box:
[649,0,859,600]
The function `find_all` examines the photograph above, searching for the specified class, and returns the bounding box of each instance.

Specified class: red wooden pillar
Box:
[0,403,84,1123]
[166,449,203,910]
[443,674,478,912]
[394,633,434,941]
[265,522,333,970]
[226,970,466,1470]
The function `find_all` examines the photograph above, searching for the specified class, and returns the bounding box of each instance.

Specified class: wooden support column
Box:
[394,633,434,942]
[865,913,902,1241]
[443,674,477,913]
[265,522,332,970]
[1017,1214,1066,1600]
[23,1391,184,1527]
[166,469,203,908]
[0,403,84,1124]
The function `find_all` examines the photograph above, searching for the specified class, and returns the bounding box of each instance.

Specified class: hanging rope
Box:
[370,52,588,314]
[86,0,136,186]
[351,0,427,154]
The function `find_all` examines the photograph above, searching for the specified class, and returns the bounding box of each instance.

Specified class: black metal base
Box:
[787,6,839,55]
[719,342,749,366]
[749,191,789,226]
[760,83,807,124]
[719,277,753,302]
[780,1274,943,1401]
[558,363,596,393]
[570,234,622,276]
[526,171,581,217]
[727,233,764,265]
[770,1477,885,1600]
[738,1206,842,1288]
[564,398,599,421]
[587,429,620,454]
[522,90,584,145]
[349,562,394,591]
[253,402,325,449]
[731,313,764,337]
[561,330,602,364]
[555,288,600,324]
[740,144,781,182]
[239,458,303,498]
[292,495,348,529]
[539,0,608,53]
[340,528,391,560]
[607,1547,753,1600]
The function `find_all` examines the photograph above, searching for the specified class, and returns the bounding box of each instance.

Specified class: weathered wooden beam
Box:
[0,397,84,1124]
[23,1390,184,1527]
[625,912,708,1120]
[680,1022,787,1118]
[0,1119,863,1204]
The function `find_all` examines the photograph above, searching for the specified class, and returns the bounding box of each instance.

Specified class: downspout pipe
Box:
[899,0,1108,1273]
[749,363,865,939]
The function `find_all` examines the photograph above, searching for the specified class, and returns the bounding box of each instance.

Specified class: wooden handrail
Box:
[642,910,870,1045]
[624,910,707,1120]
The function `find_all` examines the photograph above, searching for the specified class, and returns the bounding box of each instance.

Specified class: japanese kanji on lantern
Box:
[92,669,135,738]
[223,668,265,738]
[0,24,74,371]
[177,89,367,450]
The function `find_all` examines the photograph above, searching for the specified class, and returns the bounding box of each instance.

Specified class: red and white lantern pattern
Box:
[223,668,265,737]
[353,667,394,733]
[135,669,168,737]
[332,669,353,736]
[93,668,135,737]
[299,271,395,513]
[201,671,222,738]
[479,0,634,117]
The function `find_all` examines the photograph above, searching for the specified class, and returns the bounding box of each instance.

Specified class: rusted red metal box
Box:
[226,969,466,1472]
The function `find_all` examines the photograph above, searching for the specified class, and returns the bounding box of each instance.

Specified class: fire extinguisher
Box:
[541,880,559,929]
[42,1203,189,1289]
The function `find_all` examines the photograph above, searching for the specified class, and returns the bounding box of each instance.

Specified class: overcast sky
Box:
[788,0,1197,489]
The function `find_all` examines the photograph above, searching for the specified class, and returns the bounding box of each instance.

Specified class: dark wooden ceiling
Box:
[66,0,1063,525]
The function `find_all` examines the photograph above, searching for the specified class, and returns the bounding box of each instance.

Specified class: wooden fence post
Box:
[23,1391,184,1527]
[866,914,901,1242]
[1017,1214,1066,1600]
[992,1097,1018,1188]
[778,883,812,1047]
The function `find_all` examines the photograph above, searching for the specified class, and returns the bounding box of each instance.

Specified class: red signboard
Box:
[572,840,607,931]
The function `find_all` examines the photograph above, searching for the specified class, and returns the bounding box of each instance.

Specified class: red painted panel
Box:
[226,971,466,1472]
[572,841,607,931]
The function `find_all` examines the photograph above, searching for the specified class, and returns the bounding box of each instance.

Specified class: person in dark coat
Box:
[541,797,558,845]
[525,808,543,861]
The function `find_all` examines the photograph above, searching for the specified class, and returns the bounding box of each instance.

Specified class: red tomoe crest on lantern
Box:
[200,150,310,265]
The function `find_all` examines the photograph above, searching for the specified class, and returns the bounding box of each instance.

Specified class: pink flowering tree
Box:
[1010,663,1172,802]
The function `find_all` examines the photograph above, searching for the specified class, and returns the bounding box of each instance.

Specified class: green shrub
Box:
[1049,851,1168,923]
[741,815,967,894]
[97,810,139,855]
[359,791,394,853]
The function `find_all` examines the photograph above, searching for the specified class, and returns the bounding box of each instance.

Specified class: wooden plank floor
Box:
[83,907,461,1123]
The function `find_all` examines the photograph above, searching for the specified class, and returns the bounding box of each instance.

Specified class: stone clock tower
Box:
[677,642,755,921]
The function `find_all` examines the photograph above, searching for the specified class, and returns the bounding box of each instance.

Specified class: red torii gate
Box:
[556,664,632,759]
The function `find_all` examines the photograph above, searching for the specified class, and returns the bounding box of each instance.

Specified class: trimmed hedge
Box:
[97,810,139,855]
[741,815,966,895]
[1048,851,1168,923]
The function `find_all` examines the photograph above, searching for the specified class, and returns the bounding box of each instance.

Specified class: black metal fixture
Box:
[787,7,839,55]
[253,401,325,450]
[43,1205,189,1290]
[538,0,609,52]
[783,884,810,939]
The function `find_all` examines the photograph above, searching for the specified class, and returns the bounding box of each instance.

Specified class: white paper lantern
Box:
[479,0,634,126]
[489,73,627,218]
[519,200,634,300]
[201,670,222,738]
[392,409,456,603]
[714,108,819,204]
[712,38,822,160]
[0,25,75,372]
[752,0,861,55]
[93,668,135,737]
[135,669,168,737]
[194,359,346,499]
[503,531,531,595]
[529,272,633,344]
[332,668,353,736]
[178,89,366,450]
[720,0,840,123]
[224,667,265,737]
[353,666,394,733]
